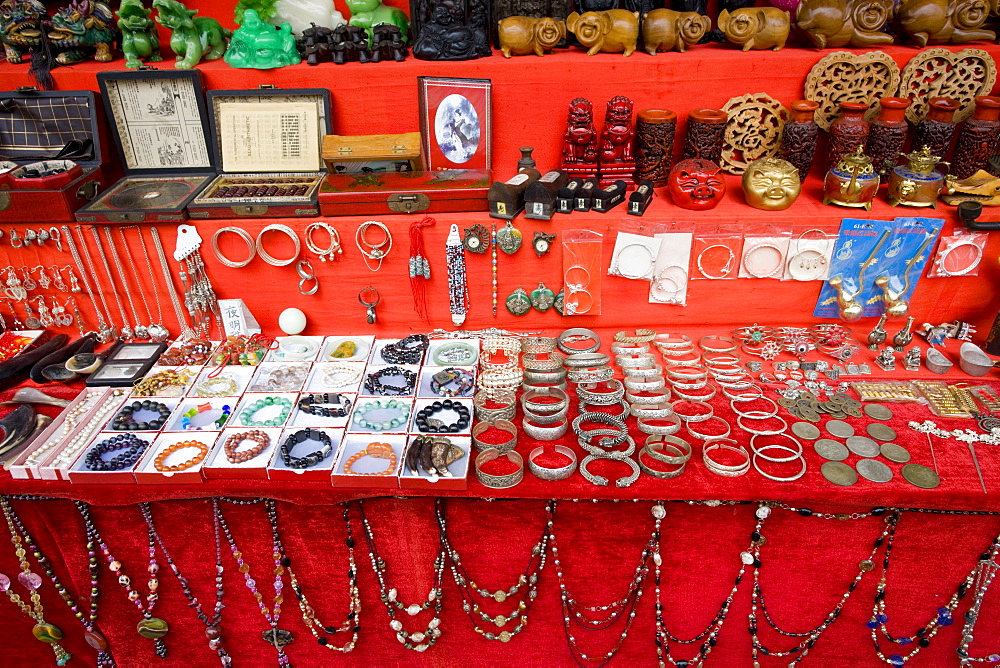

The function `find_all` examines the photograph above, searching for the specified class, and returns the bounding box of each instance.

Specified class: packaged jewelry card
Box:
[608,230,661,281]
[418,366,476,399]
[203,427,282,479]
[737,224,791,280]
[562,230,603,316]
[163,398,235,432]
[188,366,255,399]
[399,434,470,491]
[332,434,404,489]
[134,432,216,484]
[869,217,943,318]
[289,392,355,429]
[649,225,694,306]
[269,427,342,481]
[320,335,374,362]
[691,224,743,280]
[813,218,894,320]
[305,362,366,394]
[67,431,155,484]
[782,228,836,282]
[928,230,987,278]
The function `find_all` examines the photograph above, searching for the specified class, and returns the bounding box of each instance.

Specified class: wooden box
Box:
[0,87,108,222]
[319,169,491,215]
[322,132,423,174]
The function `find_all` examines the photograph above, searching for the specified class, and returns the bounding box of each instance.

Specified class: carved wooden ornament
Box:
[898,48,997,125]
[804,50,901,130]
[720,93,787,175]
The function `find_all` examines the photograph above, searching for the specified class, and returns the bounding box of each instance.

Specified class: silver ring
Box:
[528,445,577,480]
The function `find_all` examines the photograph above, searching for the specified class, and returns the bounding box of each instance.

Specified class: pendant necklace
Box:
[491,223,498,317]
[957,530,1000,665]
[215,498,293,666]
[551,499,654,665]
[359,499,446,652]
[269,502,360,653]
[87,226,134,340]
[65,225,117,343]
[103,226,148,339]
[0,498,73,665]
[749,503,890,665]
[118,227,159,341]
[150,227,197,341]
[436,498,550,643]
[2,498,112,666]
[130,226,170,342]
[78,501,170,658]
[141,502,230,665]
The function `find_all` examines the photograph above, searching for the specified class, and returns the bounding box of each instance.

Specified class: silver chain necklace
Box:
[86,226,133,340]
[150,227,197,341]
[128,226,170,342]
[102,226,147,340]
[64,226,115,343]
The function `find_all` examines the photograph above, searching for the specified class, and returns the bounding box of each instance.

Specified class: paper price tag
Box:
[218,299,260,338]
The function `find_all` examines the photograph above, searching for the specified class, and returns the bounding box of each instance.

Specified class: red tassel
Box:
[409,217,436,322]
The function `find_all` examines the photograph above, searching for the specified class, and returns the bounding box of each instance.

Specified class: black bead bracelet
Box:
[84,434,150,471]
[414,399,471,433]
[111,400,172,431]
[364,366,417,396]
[280,428,333,469]
[379,334,429,365]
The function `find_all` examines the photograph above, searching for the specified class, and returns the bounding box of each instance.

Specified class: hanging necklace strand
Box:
[103,226,147,339]
[129,226,170,341]
[60,225,113,342]
[116,227,156,339]
[140,502,230,665]
[69,225,118,341]
[958,532,1000,665]
[150,226,197,341]
[359,499,446,652]
[2,497,113,666]
[85,226,133,340]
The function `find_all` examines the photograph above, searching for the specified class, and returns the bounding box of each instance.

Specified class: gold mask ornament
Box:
[741,157,801,211]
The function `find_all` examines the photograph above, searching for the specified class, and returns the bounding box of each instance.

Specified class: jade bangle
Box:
[433,342,478,366]
[239,396,293,427]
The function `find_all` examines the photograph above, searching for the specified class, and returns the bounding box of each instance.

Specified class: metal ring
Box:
[255,224,301,266]
[359,287,380,307]
[212,227,256,268]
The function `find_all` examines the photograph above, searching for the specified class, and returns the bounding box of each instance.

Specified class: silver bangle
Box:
[617,353,657,368]
[611,341,650,355]
[572,411,628,447]
[475,449,524,489]
[623,364,663,379]
[522,417,569,440]
[255,224,301,267]
[212,226,256,268]
[722,384,763,401]
[567,367,614,384]
[521,387,570,414]
[636,414,682,435]
[523,368,568,384]
[630,402,674,419]
[557,328,601,354]
[580,453,641,487]
[752,444,806,482]
[653,333,693,349]
[472,419,518,453]
[662,350,702,364]
[671,384,717,402]
[703,353,742,368]
[644,435,693,465]
[564,352,610,368]
[577,379,625,405]
[671,399,714,422]
[626,388,672,405]
[521,336,557,354]
[625,377,666,392]
[730,396,778,419]
[736,414,788,436]
[521,380,568,393]
[686,416,732,441]
[750,433,803,461]
[474,390,516,421]
[699,336,738,353]
[670,377,709,391]
[528,445,577,480]
[702,439,751,477]
[523,404,569,425]
[522,354,565,371]
[638,446,686,479]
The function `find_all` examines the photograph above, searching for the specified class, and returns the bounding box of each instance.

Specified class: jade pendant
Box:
[495,221,522,255]
[554,288,565,316]
[530,283,555,313]
[505,287,531,316]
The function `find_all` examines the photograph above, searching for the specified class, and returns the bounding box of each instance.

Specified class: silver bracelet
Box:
[702,439,751,477]
[564,352,610,368]
[521,387,569,414]
[522,353,565,371]
[611,341,650,355]
[637,414,682,435]
[523,368,568,384]
[473,390,516,421]
[578,399,630,422]
[750,433,803,461]
[736,414,788,436]
[572,411,628,447]
[671,384,718,402]
[522,417,569,440]
[653,333,693,349]
[671,399,714,422]
[528,445,577,481]
[567,367,614,384]
[557,328,601,354]
[698,335,738,353]
[752,444,806,482]
[626,388,672,405]
[623,364,663,379]
[686,416,732,441]
[625,377,666,392]
[521,336,557,354]
[638,446,686,479]
[617,353,656,368]
[475,449,524,489]
[730,396,778,419]
[523,404,569,425]
[580,453,640,487]
[644,435,693,465]
[577,379,625,405]
[256,224,301,267]
[630,402,674,419]
[522,380,568,393]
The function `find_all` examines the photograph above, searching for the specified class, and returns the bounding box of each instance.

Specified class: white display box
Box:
[358,364,420,398]
[409,398,473,436]
[425,339,480,367]
[164,397,237,432]
[320,335,375,362]
[348,397,414,435]
[67,431,154,484]
[369,338,427,366]
[266,335,325,362]
[134,431,217,484]
[268,426,342,481]
[203,427,282,479]
[187,366,256,398]
[331,433,403,489]
[288,393,355,429]
[247,362,312,393]
[417,366,476,399]
[304,362,366,394]
[399,434,471,491]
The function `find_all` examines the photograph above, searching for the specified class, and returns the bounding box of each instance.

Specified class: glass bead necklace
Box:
[77,500,169,658]
[359,499,446,652]
[2,498,112,666]
[214,498,293,666]
[749,504,889,665]
[550,499,654,665]
[436,498,551,643]
[0,498,73,665]
[141,502,231,666]
[268,501,360,653]
[957,532,1000,665]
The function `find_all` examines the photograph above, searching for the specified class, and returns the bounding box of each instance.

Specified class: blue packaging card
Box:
[813,218,893,319]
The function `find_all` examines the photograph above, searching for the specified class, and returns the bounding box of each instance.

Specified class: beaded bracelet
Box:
[298,393,352,418]
[414,399,471,434]
[379,334,429,364]
[429,368,475,397]
[192,375,239,398]
[352,399,411,431]
[280,428,333,469]
[343,442,396,475]
[320,364,364,389]
[153,440,209,472]
[132,368,195,397]
[84,434,149,471]
[224,430,271,464]
[111,400,172,431]
[180,403,231,430]
[238,396,293,427]
[364,366,417,396]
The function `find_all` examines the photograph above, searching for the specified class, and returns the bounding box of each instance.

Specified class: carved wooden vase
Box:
[866,97,911,177]
[912,97,960,160]
[779,99,819,180]
[952,96,1000,180]
[827,101,870,169]
[682,108,727,165]
[634,109,677,186]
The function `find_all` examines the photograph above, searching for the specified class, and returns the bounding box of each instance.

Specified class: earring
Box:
[50,266,67,292]
[19,267,36,291]
[505,287,531,316]
[529,283,555,313]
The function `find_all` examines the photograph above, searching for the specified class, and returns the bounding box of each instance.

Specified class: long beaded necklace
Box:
[214,498,293,666]
[140,502,230,665]
[2,498,112,666]
[868,511,978,666]
[436,498,550,643]
[550,499,654,666]
[269,502,360,653]
[78,501,170,658]
[749,504,890,666]
[0,499,72,665]
[359,499,446,652]
[958,532,1000,665]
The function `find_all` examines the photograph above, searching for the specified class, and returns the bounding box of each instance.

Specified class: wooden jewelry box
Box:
[318,169,491,215]
[322,132,423,174]
[0,87,108,223]
[186,86,331,219]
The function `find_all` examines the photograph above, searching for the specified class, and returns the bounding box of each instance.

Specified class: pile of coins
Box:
[778,391,862,422]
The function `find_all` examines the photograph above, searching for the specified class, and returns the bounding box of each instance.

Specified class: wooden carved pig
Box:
[566,9,640,56]
[498,16,567,57]
[642,9,711,53]
[794,0,896,48]
[717,6,790,50]
[897,0,995,47]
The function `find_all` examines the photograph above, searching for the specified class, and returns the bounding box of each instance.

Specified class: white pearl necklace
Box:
[23,392,103,465]
[51,391,126,468]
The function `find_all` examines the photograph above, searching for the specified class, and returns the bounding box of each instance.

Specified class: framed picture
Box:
[418,77,492,172]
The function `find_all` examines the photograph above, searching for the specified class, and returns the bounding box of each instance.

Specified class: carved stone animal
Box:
[117,0,161,68]
[47,0,118,65]
[641,8,709,53]
[566,9,639,56]
[717,6,790,50]
[497,16,565,56]
[0,0,45,63]
[152,0,230,69]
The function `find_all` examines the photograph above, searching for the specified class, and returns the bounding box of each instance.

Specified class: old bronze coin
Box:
[879,442,911,464]
[814,439,850,461]
[864,403,893,420]
[901,463,940,489]
[821,461,858,486]
[866,423,896,442]
[826,420,855,439]
[846,435,880,458]
[856,458,893,483]
[791,422,821,440]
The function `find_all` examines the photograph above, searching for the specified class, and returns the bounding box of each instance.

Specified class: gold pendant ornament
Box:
[505,287,531,316]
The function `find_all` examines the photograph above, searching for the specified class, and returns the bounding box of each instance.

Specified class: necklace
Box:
[150,227,196,341]
[491,222,498,317]
[79,502,169,658]
[270,502,360,652]
[141,502,230,664]
[437,498,550,642]
[0,499,73,665]
[180,249,219,339]
[359,499,445,652]
[117,227,157,339]
[550,499,653,665]
[214,498,293,666]
[130,227,170,341]
[103,226,148,339]
[957,532,1000,665]
[66,225,116,342]
[86,226,133,340]
[446,225,470,326]
[355,221,392,271]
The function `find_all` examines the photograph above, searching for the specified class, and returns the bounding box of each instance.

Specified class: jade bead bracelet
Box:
[352,399,411,431]
[239,396,293,427]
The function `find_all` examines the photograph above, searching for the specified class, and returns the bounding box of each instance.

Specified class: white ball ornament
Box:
[278,308,307,335]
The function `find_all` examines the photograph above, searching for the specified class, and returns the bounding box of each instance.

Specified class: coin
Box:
[846,436,881,458]
[821,461,857,486]
[864,404,893,420]
[814,439,850,461]
[867,423,896,442]
[880,442,911,464]
[827,420,855,438]
[792,422,821,440]
[856,458,893,483]
[901,463,940,489]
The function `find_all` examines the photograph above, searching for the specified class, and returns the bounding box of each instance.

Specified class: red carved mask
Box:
[667,158,726,210]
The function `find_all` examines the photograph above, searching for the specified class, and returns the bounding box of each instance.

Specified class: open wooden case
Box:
[186,86,331,219]
[0,87,108,222]
[75,69,214,223]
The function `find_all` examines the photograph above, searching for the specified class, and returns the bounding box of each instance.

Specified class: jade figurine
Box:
[153,0,230,69]
[225,8,300,68]
[346,0,409,45]
[117,0,161,69]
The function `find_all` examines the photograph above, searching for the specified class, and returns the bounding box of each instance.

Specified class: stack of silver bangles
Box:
[571,409,639,487]
[478,337,523,398]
